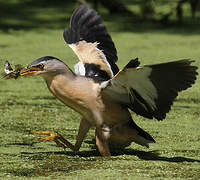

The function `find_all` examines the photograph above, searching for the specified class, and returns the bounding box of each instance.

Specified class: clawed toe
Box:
[30,128,82,152]
[30,130,65,147]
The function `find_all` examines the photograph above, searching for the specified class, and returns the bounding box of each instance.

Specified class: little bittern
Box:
[18,5,198,156]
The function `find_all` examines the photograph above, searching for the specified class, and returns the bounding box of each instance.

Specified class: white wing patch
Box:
[68,41,113,77]
[74,62,85,75]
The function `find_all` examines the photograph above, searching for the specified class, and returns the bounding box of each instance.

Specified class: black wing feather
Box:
[146,60,198,120]
[102,59,198,121]
[63,4,119,75]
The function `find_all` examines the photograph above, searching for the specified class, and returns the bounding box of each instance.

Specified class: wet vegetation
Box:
[0,0,200,179]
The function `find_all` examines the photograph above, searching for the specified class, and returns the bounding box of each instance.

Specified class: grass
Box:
[0,1,200,179]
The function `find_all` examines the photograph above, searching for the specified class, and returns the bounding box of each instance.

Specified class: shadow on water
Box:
[20,149,200,163]
[6,148,199,177]
[122,149,200,163]
[3,142,199,177]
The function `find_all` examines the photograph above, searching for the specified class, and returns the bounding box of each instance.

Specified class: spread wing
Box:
[63,4,119,82]
[100,58,198,120]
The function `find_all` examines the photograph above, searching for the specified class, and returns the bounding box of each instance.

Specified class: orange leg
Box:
[31,118,91,152]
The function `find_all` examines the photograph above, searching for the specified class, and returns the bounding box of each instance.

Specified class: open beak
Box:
[20,64,44,77]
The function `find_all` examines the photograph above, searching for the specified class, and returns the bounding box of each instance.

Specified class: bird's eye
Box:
[35,64,44,69]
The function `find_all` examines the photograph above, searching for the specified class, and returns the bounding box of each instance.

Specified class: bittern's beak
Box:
[20,64,44,77]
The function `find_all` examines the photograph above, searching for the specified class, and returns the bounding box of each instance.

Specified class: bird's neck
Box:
[42,70,94,116]
[42,71,78,104]
[42,67,76,90]
[44,71,74,82]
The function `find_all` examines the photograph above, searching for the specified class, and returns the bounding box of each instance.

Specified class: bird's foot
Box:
[30,130,65,148]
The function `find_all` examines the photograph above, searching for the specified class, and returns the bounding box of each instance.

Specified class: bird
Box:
[18,4,198,156]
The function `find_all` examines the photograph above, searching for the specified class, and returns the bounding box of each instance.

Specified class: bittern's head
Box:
[20,56,68,77]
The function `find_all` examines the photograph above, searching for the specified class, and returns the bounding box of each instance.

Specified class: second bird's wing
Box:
[63,5,119,82]
[100,58,198,120]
